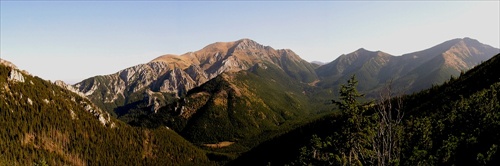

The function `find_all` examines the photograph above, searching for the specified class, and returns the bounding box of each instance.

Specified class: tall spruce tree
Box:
[332,75,375,165]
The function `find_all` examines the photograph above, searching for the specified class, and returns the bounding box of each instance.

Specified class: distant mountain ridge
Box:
[315,37,500,95]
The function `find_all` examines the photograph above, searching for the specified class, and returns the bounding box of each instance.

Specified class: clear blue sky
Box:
[1,1,499,83]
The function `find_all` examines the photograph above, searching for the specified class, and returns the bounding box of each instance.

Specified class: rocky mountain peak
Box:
[351,48,379,57]
[441,38,499,56]
[451,37,488,48]
[352,48,389,56]
[462,37,480,44]
[344,48,385,61]
[233,38,265,50]
[431,37,490,55]
[356,48,368,52]
[455,37,499,54]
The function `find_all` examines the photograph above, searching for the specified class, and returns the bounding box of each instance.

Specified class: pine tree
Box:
[332,75,375,165]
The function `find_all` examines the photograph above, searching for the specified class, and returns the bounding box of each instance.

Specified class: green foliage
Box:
[289,135,331,166]
[330,75,375,165]
[399,54,500,165]
[401,82,500,165]
[33,159,48,166]
[265,75,378,165]
[228,113,342,166]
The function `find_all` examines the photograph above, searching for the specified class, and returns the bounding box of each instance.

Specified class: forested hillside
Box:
[0,63,216,165]
[230,53,500,165]
[117,61,333,155]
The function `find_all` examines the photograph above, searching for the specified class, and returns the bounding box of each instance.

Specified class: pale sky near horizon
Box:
[1,1,499,84]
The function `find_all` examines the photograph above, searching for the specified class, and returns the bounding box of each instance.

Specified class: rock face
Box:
[83,102,113,127]
[143,89,165,113]
[75,39,318,113]
[8,69,25,83]
[54,80,85,97]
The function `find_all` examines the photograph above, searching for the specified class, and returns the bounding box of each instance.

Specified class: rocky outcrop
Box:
[185,65,209,84]
[8,69,25,83]
[54,80,85,97]
[158,68,195,95]
[143,89,164,113]
[83,102,114,127]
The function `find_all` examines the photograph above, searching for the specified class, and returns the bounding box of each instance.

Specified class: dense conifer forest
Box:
[0,65,216,165]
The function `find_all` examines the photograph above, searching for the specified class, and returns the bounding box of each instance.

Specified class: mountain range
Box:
[74,39,317,114]
[70,37,499,149]
[315,37,499,94]
[1,37,499,165]
[76,38,499,113]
